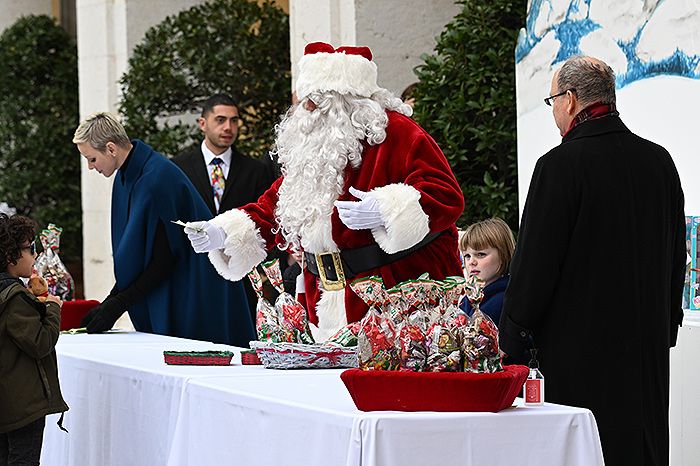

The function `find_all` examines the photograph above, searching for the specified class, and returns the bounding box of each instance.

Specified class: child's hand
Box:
[45,294,63,307]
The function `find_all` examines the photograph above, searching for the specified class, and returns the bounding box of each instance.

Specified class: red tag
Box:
[525,379,542,403]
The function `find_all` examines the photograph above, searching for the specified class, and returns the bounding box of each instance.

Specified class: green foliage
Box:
[119,0,290,159]
[413,0,526,230]
[0,15,81,261]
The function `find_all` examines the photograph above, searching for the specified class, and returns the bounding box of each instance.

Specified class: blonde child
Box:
[459,217,515,325]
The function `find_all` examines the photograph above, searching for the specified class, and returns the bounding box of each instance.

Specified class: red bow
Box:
[304,41,373,61]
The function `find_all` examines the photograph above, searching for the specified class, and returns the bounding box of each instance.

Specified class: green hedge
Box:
[413,0,526,230]
[0,15,81,261]
[119,0,290,159]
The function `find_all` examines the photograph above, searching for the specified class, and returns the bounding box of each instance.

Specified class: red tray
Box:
[163,351,233,365]
[60,299,101,331]
[341,365,529,412]
[240,349,262,365]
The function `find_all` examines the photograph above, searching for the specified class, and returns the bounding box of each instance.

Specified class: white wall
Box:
[0,0,52,32]
[353,0,460,95]
[670,315,700,466]
[289,0,459,96]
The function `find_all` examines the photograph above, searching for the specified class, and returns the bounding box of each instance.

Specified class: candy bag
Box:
[34,224,74,301]
[248,267,285,342]
[262,259,315,344]
[385,287,407,325]
[323,321,361,347]
[394,280,429,371]
[352,277,399,370]
[425,317,461,372]
[397,307,429,371]
[461,276,503,373]
[442,278,469,347]
[357,308,399,370]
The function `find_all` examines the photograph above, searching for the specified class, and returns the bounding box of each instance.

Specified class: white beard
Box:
[271,91,411,339]
[273,97,365,253]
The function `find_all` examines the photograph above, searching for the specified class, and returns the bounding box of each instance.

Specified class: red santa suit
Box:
[204,42,464,338]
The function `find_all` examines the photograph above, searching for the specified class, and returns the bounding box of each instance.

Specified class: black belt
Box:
[305,231,442,287]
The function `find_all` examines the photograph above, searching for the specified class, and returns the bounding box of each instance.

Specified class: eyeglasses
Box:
[544,88,576,106]
[22,242,36,255]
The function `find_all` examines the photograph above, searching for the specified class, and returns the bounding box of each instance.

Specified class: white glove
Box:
[334,187,384,230]
[184,221,227,253]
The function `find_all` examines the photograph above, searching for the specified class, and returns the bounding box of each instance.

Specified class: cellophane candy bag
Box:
[262,258,315,344]
[442,277,469,347]
[248,267,285,342]
[395,280,429,372]
[323,321,361,347]
[34,224,74,301]
[353,277,399,370]
[385,287,407,326]
[462,275,503,373]
[421,280,460,372]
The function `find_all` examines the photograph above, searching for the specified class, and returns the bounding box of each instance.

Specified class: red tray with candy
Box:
[340,365,528,412]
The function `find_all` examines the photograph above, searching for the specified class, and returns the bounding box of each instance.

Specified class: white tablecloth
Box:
[169,374,604,466]
[42,332,604,466]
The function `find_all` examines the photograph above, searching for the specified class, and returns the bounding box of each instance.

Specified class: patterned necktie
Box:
[210,157,225,212]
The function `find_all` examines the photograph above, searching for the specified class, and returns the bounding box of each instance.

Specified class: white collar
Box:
[201,140,232,166]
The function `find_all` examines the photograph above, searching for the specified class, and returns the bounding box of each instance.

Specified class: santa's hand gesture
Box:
[334,187,384,230]
[185,221,227,253]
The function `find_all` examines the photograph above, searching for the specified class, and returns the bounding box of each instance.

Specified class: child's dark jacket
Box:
[0,273,68,433]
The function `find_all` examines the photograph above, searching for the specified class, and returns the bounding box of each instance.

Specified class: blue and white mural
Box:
[516,0,700,213]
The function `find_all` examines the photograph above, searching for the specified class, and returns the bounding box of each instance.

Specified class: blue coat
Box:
[111,140,255,346]
[459,275,509,326]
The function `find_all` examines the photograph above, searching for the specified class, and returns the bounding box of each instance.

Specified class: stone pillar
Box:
[289,0,460,95]
[76,0,207,300]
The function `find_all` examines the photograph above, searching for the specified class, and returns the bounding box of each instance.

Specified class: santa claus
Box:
[186,42,464,340]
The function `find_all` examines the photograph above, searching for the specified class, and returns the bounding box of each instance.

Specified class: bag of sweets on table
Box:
[353,277,399,370]
[262,258,315,344]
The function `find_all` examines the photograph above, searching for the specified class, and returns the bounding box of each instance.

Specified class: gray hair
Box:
[557,56,616,107]
[72,112,130,151]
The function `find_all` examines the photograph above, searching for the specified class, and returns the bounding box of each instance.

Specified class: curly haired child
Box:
[0,213,67,465]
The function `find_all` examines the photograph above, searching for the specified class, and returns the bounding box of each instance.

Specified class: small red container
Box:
[341,365,529,412]
[60,300,101,331]
[163,351,234,366]
[240,349,262,365]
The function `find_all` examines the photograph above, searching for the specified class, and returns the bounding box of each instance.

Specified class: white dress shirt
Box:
[201,140,232,180]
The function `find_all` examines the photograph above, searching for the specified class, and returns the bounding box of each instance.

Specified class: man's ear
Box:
[197,117,206,131]
[566,90,578,115]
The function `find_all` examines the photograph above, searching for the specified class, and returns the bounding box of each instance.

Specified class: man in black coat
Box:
[499,56,685,466]
[173,94,275,321]
[173,94,273,216]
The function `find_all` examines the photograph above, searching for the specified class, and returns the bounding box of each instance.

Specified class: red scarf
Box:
[563,102,618,138]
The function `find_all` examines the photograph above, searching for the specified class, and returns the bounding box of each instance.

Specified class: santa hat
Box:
[295,42,380,99]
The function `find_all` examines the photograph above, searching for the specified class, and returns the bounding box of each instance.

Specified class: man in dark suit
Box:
[499,56,685,466]
[173,94,273,216]
[173,94,275,321]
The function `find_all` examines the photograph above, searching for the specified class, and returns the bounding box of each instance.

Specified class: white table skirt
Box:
[42,332,604,466]
[168,374,604,466]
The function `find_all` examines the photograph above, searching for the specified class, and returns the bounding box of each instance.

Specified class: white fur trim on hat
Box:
[309,288,347,342]
[369,183,430,254]
[207,209,267,281]
[295,51,379,99]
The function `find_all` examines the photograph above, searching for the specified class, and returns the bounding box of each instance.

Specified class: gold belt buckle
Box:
[315,252,346,291]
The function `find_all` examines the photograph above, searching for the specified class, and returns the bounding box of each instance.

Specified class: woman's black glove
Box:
[81,295,127,333]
